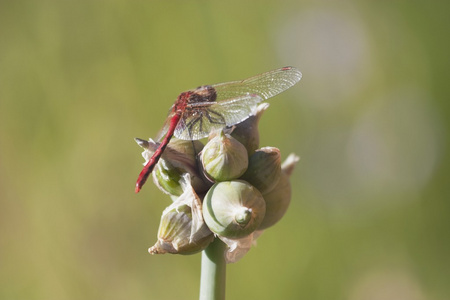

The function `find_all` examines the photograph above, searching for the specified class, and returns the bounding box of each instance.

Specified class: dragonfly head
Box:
[190,85,217,103]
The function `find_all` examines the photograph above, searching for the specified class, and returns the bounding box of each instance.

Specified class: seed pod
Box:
[149,175,214,255]
[203,180,266,239]
[230,103,269,155]
[241,147,282,194]
[201,131,249,182]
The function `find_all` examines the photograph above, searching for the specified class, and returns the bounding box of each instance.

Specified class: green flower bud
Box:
[149,175,214,255]
[259,153,299,230]
[149,203,214,254]
[258,172,291,230]
[230,103,269,155]
[241,147,282,194]
[136,137,210,196]
[201,131,248,182]
[153,159,184,196]
[203,180,266,239]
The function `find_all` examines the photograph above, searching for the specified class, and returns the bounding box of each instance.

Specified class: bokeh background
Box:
[1,1,449,299]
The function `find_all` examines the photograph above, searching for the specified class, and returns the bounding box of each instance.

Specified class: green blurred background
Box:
[1,0,449,299]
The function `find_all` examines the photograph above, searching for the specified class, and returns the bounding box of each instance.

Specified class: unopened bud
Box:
[241,147,282,194]
[259,153,299,230]
[202,180,266,239]
[136,137,210,196]
[201,131,248,182]
[149,175,214,255]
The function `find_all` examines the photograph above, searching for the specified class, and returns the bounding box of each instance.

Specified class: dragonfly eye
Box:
[190,85,217,103]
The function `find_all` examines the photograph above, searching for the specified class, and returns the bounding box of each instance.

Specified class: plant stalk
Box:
[199,238,226,300]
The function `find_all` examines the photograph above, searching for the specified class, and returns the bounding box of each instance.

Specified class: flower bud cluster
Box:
[136,104,299,263]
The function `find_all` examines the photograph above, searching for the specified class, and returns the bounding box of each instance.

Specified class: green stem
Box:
[199,238,226,300]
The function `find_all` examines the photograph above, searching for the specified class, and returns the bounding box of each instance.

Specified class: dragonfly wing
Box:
[155,106,175,142]
[173,113,210,140]
[174,94,262,140]
[206,94,263,126]
[211,66,302,102]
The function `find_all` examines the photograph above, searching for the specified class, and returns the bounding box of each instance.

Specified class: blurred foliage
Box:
[1,0,449,299]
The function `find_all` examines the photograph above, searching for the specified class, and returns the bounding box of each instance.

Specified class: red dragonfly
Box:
[135,66,302,193]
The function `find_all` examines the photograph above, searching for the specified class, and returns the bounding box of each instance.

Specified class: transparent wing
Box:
[206,94,263,126]
[154,106,175,142]
[211,66,302,102]
[174,94,262,140]
[171,67,301,141]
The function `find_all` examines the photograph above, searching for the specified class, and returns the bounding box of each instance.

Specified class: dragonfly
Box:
[135,66,302,193]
